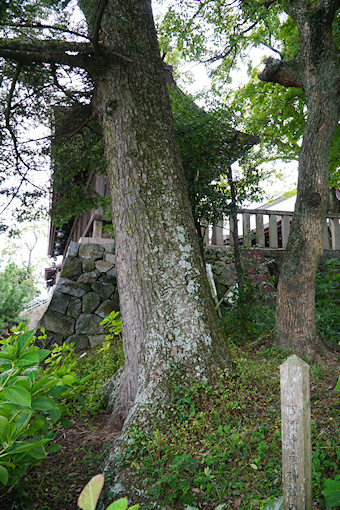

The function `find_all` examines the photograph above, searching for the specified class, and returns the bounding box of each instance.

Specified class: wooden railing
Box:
[205,209,340,250]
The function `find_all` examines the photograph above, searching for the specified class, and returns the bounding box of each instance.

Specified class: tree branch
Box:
[258,57,304,89]
[0,22,90,40]
[0,38,132,69]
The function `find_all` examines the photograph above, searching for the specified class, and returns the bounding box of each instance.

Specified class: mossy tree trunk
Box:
[80,0,231,428]
[259,0,340,357]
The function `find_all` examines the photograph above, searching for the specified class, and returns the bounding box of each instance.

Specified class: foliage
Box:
[63,339,124,417]
[78,474,139,510]
[51,110,106,226]
[0,323,88,487]
[0,263,37,335]
[321,477,340,510]
[100,310,122,350]
[222,302,275,344]
[170,89,264,230]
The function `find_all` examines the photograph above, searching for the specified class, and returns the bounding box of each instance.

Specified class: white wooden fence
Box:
[205,209,340,250]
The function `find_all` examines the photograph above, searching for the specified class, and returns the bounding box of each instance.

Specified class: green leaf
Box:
[49,385,69,398]
[62,374,75,386]
[0,415,8,442]
[322,480,340,509]
[26,419,45,435]
[77,473,105,510]
[47,444,62,454]
[0,465,9,486]
[37,349,51,362]
[49,408,61,423]
[16,352,40,367]
[13,377,31,390]
[106,498,129,510]
[1,386,31,407]
[6,438,49,455]
[60,417,72,428]
[28,445,47,460]
[31,397,59,412]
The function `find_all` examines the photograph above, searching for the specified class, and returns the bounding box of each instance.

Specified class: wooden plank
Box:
[280,355,312,510]
[330,218,340,250]
[211,220,224,246]
[281,215,291,248]
[243,213,251,247]
[269,213,278,248]
[256,213,265,247]
[323,220,329,250]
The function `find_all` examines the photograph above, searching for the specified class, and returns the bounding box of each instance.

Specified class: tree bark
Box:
[81,0,231,428]
[259,0,340,357]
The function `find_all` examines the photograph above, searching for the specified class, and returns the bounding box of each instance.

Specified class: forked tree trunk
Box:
[81,0,231,428]
[262,3,340,358]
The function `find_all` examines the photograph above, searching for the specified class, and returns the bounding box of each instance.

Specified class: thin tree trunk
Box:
[82,0,231,428]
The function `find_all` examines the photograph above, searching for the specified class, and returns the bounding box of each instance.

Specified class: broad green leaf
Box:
[32,397,59,412]
[26,420,45,435]
[13,377,31,390]
[1,386,31,408]
[128,505,139,510]
[321,480,340,509]
[0,465,8,486]
[16,330,35,353]
[62,374,75,386]
[6,438,49,455]
[106,498,129,510]
[37,349,51,362]
[47,444,62,454]
[28,445,47,460]
[16,352,40,367]
[78,473,105,510]
[5,422,16,443]
[49,385,69,398]
[0,415,8,442]
[49,408,61,423]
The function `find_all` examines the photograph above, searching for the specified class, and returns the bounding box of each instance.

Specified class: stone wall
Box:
[38,241,119,351]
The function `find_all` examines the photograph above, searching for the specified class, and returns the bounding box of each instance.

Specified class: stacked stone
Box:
[38,241,119,352]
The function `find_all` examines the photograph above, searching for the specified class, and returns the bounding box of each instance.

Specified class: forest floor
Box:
[0,340,339,510]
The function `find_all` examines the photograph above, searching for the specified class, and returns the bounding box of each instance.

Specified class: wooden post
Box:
[243,212,251,247]
[211,220,224,246]
[323,220,329,250]
[256,213,265,247]
[281,215,291,248]
[269,213,279,248]
[280,355,312,510]
[330,218,340,250]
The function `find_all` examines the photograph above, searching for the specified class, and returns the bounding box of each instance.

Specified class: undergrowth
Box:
[114,344,339,509]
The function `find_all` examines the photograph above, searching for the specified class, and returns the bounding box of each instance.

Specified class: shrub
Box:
[0,324,88,487]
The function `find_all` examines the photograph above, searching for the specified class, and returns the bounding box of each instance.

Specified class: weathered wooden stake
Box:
[280,355,312,510]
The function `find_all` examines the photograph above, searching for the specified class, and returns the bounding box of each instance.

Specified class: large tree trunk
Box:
[260,2,340,357]
[81,0,231,429]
